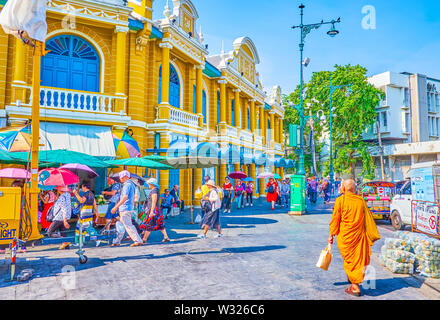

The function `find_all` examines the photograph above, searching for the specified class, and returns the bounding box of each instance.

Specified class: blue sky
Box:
[153,0,440,94]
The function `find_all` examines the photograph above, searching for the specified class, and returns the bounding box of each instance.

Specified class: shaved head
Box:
[342,179,357,193]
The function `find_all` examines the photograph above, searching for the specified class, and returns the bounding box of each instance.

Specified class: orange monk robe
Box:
[329,193,372,284]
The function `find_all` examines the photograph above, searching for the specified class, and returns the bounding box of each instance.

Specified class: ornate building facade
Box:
[0,0,287,205]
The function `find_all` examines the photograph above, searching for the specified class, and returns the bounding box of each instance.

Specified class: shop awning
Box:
[275,157,288,168]
[286,159,295,168]
[219,145,240,164]
[39,122,116,160]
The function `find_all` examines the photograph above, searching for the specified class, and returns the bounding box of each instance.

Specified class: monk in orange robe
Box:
[328,179,372,297]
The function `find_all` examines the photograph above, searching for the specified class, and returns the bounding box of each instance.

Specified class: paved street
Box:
[0,197,439,300]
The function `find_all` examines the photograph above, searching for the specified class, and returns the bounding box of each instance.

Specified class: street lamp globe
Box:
[327,23,339,37]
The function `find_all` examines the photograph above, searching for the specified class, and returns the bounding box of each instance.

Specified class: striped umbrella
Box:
[112,131,141,159]
[0,125,32,152]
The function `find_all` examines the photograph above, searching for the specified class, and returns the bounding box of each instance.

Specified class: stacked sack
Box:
[379,231,440,278]
[379,238,416,274]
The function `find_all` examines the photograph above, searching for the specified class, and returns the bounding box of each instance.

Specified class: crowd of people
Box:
[306,176,340,204]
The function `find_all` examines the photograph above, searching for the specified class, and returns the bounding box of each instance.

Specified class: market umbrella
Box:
[228,171,247,180]
[242,177,254,182]
[12,150,114,168]
[273,173,281,179]
[60,163,99,178]
[257,172,273,179]
[0,167,30,179]
[40,168,79,187]
[0,124,32,152]
[106,157,174,170]
[110,172,145,187]
[113,131,141,159]
[0,149,29,165]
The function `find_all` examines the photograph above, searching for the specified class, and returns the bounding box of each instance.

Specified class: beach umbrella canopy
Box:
[110,172,145,187]
[0,168,30,179]
[107,157,174,170]
[40,168,79,187]
[228,171,247,180]
[0,125,32,152]
[113,131,141,159]
[257,172,273,179]
[12,150,113,168]
[60,163,99,178]
[0,149,29,164]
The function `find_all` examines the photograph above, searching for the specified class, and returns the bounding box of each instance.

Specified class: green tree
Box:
[284,64,384,180]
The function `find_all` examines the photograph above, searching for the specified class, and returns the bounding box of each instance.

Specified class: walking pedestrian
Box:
[141,178,170,244]
[198,180,222,239]
[199,175,211,221]
[322,176,331,204]
[266,177,278,210]
[101,177,121,232]
[234,179,244,209]
[245,180,254,207]
[328,179,379,297]
[47,186,71,239]
[222,177,233,213]
[334,177,341,196]
[308,176,319,204]
[72,182,99,246]
[280,180,290,208]
[110,171,143,247]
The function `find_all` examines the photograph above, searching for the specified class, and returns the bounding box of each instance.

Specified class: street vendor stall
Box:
[361,181,396,220]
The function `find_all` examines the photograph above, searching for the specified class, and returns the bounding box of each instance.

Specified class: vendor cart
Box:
[361,181,396,220]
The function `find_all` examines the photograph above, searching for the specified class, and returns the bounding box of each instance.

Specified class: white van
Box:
[390,161,440,230]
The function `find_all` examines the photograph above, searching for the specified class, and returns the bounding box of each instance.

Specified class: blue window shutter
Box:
[158,65,162,104]
[231,99,235,126]
[217,91,221,123]
[193,85,196,113]
[202,90,207,124]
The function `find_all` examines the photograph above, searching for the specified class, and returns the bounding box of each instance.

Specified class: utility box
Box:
[0,187,22,245]
[288,175,306,215]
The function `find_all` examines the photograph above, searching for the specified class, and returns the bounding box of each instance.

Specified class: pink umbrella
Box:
[0,168,30,179]
[228,171,247,180]
[40,168,79,187]
[60,163,99,178]
[257,172,274,179]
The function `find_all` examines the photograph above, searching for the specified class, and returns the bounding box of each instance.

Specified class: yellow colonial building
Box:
[0,0,288,206]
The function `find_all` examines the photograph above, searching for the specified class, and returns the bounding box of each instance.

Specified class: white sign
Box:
[412,201,439,236]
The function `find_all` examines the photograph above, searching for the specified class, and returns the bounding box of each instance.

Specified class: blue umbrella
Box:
[242,177,254,182]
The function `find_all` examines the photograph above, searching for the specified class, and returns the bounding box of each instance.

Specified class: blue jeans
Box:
[282,194,290,207]
[235,194,243,209]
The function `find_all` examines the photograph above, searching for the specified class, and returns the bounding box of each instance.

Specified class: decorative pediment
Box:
[226,37,261,85]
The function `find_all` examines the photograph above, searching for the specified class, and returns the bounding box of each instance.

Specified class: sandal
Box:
[130,242,143,247]
[110,243,120,247]
[345,287,361,297]
[162,238,170,243]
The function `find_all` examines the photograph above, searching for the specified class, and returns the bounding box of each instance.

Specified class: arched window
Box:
[42,34,100,92]
[159,64,181,108]
[217,91,221,123]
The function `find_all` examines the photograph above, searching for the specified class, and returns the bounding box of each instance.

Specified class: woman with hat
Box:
[46,186,72,239]
[141,178,170,243]
[198,180,222,239]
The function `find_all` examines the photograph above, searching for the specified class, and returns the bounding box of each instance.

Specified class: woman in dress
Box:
[141,178,170,243]
[266,177,279,210]
[198,180,222,239]
[222,177,233,213]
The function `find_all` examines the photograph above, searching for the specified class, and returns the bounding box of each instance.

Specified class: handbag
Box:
[46,205,60,223]
[201,199,212,212]
[316,244,332,271]
[364,201,381,244]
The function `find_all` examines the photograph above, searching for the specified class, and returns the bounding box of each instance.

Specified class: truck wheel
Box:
[391,211,403,230]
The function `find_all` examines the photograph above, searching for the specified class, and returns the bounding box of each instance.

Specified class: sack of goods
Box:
[380,231,440,279]
[379,242,416,274]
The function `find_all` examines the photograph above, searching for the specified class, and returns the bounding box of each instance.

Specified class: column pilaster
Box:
[115,25,129,113]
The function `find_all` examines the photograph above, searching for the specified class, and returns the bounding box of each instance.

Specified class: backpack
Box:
[246,184,253,194]
[267,184,275,194]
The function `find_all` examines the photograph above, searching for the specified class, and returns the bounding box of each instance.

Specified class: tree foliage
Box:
[283,64,384,179]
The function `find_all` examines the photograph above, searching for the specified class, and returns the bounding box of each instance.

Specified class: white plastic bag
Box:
[316,244,332,271]
[194,214,202,224]
[0,0,47,42]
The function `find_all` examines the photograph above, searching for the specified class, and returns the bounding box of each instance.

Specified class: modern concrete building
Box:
[364,71,440,181]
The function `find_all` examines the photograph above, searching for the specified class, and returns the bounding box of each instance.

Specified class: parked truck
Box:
[390,161,440,230]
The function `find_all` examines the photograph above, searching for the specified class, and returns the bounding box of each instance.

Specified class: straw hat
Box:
[206,180,216,187]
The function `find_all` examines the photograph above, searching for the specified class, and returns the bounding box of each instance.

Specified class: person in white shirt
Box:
[47,186,72,238]
[198,180,222,239]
